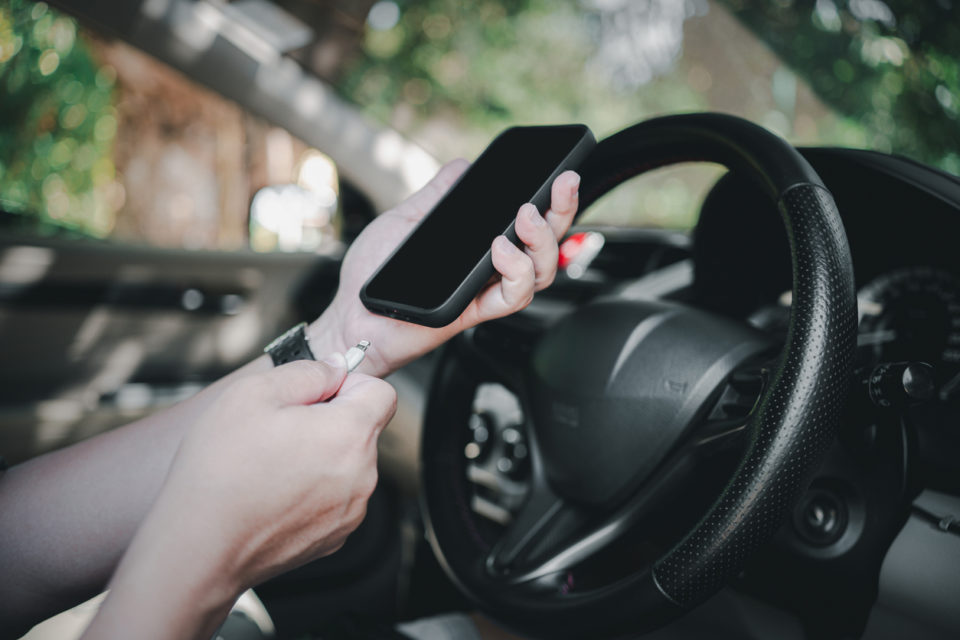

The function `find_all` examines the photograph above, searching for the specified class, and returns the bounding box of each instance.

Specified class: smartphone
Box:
[360,124,595,327]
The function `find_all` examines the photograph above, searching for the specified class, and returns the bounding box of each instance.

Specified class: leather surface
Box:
[577,113,824,209]
[653,183,858,605]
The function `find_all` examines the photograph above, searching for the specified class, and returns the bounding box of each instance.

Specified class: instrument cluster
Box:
[857,266,960,399]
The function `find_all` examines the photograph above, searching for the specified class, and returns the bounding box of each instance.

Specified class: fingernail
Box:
[321,352,346,370]
[525,204,545,226]
[569,173,581,191]
[494,235,520,255]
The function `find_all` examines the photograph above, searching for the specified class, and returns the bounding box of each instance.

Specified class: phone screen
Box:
[363,126,588,311]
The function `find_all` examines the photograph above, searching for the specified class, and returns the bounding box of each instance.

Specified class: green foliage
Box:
[5,0,956,237]
[339,0,708,151]
[338,0,959,231]
[0,0,117,236]
[723,0,960,175]
[338,0,713,228]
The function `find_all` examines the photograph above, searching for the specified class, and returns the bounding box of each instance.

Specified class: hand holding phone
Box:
[360,124,595,327]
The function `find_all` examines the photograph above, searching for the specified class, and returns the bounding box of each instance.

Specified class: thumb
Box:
[265,355,347,406]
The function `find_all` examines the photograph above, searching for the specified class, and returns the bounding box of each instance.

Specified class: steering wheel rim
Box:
[421,113,858,637]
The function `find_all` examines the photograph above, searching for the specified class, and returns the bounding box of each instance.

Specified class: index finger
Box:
[543,170,581,240]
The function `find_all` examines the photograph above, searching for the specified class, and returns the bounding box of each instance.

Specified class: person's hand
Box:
[147,357,396,584]
[83,357,396,640]
[308,160,581,377]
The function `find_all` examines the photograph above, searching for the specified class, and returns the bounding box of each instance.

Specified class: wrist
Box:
[305,299,391,377]
[305,306,350,360]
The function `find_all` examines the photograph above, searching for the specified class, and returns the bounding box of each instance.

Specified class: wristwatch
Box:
[263,322,315,366]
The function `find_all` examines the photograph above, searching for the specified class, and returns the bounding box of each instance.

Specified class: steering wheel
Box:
[421,113,857,638]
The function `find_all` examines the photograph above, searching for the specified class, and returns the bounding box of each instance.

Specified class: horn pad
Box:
[529,298,772,507]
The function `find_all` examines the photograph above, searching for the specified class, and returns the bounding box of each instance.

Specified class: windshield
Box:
[334,0,959,228]
[1,0,957,239]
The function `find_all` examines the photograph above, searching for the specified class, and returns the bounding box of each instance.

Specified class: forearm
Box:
[0,354,273,631]
[80,492,242,640]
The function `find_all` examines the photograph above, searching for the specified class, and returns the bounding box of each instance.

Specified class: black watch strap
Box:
[264,322,315,366]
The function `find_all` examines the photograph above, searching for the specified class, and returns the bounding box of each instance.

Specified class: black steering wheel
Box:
[421,113,857,638]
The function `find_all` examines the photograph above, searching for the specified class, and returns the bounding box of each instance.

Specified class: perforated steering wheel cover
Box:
[652,182,857,605]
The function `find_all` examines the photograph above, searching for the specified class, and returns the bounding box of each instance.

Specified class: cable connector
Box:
[345,340,371,373]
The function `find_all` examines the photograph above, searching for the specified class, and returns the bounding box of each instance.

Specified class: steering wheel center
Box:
[529,298,773,507]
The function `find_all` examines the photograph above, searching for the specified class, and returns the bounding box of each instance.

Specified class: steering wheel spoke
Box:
[691,354,777,450]
[484,476,600,582]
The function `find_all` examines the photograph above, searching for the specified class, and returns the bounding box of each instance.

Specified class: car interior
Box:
[1,1,959,639]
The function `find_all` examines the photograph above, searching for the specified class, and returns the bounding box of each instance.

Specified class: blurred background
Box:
[2,4,959,636]
[2,0,957,253]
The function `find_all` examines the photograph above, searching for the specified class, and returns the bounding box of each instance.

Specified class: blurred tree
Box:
[336,0,715,228]
[723,0,960,175]
[5,0,956,237]
[338,0,958,180]
[337,0,709,154]
[0,0,118,237]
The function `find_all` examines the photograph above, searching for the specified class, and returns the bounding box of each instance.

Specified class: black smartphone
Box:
[360,124,595,327]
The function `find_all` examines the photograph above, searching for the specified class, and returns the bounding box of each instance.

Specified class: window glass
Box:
[5,1,956,236]
[0,0,341,252]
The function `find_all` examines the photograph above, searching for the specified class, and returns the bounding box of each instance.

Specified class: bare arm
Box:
[0,355,274,633]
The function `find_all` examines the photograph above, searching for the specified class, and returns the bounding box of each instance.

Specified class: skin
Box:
[0,161,580,639]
